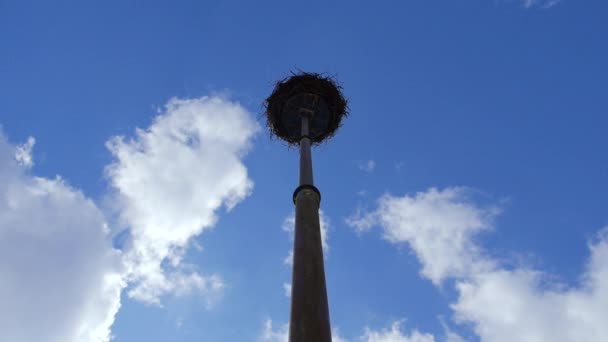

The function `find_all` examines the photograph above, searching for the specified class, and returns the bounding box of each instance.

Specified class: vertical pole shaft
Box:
[299,115,314,186]
[289,115,332,342]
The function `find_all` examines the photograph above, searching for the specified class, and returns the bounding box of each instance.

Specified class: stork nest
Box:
[264,72,348,145]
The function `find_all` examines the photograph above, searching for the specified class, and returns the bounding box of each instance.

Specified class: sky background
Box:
[1,1,607,341]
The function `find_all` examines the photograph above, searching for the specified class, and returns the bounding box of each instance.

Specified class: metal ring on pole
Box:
[292,184,321,204]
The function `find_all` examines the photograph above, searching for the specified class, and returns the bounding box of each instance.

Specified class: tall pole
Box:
[264,72,347,342]
[289,114,332,342]
[298,114,314,186]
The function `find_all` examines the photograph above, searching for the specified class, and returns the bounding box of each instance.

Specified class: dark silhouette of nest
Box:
[264,72,348,145]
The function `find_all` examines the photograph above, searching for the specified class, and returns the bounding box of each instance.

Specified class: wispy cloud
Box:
[260,319,348,342]
[259,320,289,342]
[14,136,35,168]
[358,160,376,173]
[260,318,439,342]
[515,0,561,9]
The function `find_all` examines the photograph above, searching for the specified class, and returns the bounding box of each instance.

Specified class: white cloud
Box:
[347,187,498,284]
[359,318,464,342]
[348,187,608,342]
[283,282,292,297]
[345,205,377,233]
[0,133,124,342]
[358,160,376,173]
[1,95,259,341]
[362,321,435,342]
[105,96,259,304]
[334,330,349,342]
[260,319,348,342]
[528,0,560,9]
[259,319,443,342]
[260,320,289,342]
[282,209,330,266]
[452,228,608,342]
[442,322,466,342]
[14,136,35,168]
[511,0,560,9]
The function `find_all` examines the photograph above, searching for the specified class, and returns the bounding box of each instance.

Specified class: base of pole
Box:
[289,184,332,342]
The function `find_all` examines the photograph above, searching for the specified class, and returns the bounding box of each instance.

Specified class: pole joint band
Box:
[292,184,321,204]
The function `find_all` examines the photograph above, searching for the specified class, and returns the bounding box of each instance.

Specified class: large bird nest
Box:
[264,72,348,145]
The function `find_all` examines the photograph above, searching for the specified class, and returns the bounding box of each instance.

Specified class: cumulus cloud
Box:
[0,132,123,342]
[1,95,259,341]
[347,188,498,284]
[452,228,608,342]
[348,187,608,342]
[105,96,259,304]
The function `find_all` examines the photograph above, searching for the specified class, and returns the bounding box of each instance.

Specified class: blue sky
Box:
[1,1,607,341]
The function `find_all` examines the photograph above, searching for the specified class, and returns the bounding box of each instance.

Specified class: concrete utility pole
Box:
[265,73,348,342]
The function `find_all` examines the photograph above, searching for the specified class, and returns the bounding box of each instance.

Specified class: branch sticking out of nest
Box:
[264,72,348,146]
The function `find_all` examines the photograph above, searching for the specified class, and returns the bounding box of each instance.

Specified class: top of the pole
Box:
[264,72,348,146]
